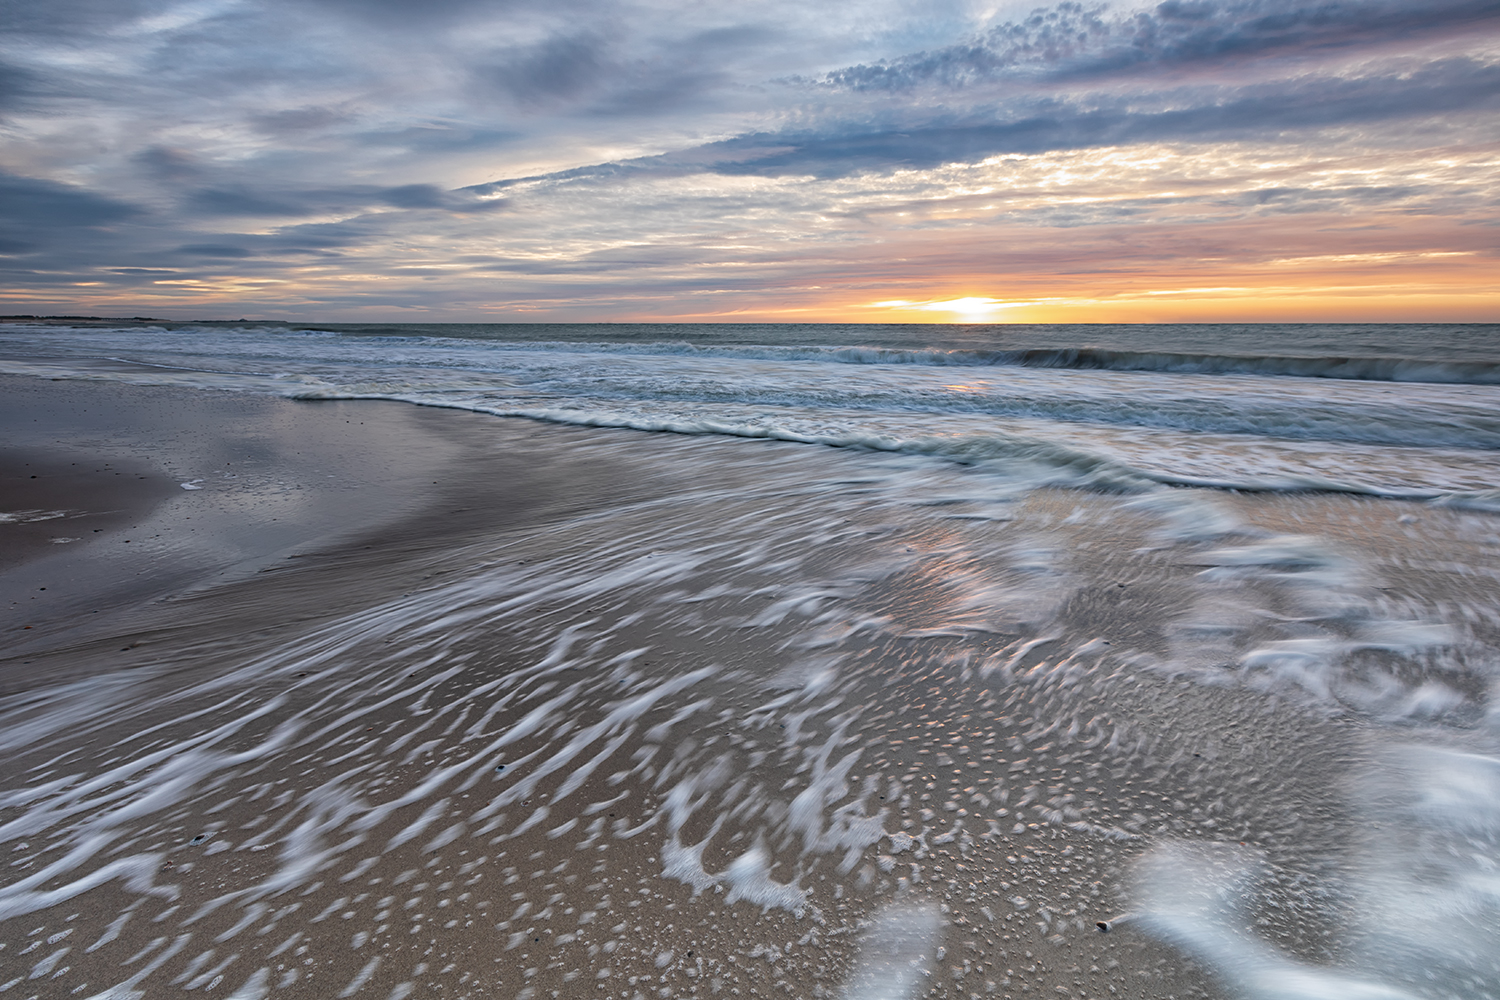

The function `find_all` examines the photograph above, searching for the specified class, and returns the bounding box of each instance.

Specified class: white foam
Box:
[338,956,380,997]
[223,967,271,1000]
[1132,745,1500,999]
[660,836,720,896]
[0,509,71,523]
[721,847,808,914]
[1124,490,1243,541]
[838,901,943,1000]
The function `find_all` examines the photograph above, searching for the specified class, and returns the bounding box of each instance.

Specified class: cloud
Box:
[134,146,204,181]
[182,182,507,217]
[821,0,1500,91]
[481,34,611,107]
[281,0,548,29]
[381,184,448,208]
[0,60,40,111]
[379,183,509,211]
[0,171,152,268]
[466,56,1500,184]
[249,106,352,135]
[0,0,163,37]
[176,243,256,257]
[355,125,520,153]
[187,187,318,217]
[0,172,142,252]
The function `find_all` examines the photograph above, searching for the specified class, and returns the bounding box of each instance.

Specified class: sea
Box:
[1,320,1498,1000]
[4,321,1500,499]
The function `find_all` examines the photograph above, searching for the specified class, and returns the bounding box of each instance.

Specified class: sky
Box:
[1,0,1498,323]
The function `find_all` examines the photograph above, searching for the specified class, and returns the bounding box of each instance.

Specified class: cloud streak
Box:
[822,0,1500,90]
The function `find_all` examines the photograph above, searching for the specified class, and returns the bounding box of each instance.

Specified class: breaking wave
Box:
[293,334,1500,385]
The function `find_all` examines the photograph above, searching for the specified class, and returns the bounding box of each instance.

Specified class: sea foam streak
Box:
[1131,741,1500,1000]
[2,418,1497,998]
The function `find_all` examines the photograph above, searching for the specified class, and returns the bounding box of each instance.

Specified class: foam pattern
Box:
[1,428,1498,999]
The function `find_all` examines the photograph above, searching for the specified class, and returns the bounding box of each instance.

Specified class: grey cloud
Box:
[183,182,505,218]
[135,146,204,181]
[475,29,732,115]
[258,220,374,248]
[0,0,165,36]
[382,184,448,208]
[463,160,642,196]
[357,126,521,153]
[92,270,193,286]
[187,187,317,217]
[250,106,351,135]
[176,244,256,257]
[481,34,610,107]
[823,0,1500,91]
[687,24,781,48]
[705,58,1500,176]
[472,243,741,274]
[379,183,509,211]
[0,172,142,253]
[0,60,40,110]
[282,0,533,28]
[464,57,1500,188]
[584,67,728,116]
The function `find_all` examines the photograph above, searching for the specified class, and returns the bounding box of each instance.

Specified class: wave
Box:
[12,320,1500,384]
[291,333,1500,385]
[953,347,1500,384]
[286,386,1464,501]
[4,349,1496,503]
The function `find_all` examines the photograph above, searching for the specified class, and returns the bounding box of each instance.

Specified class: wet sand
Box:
[0,375,683,693]
[2,377,1499,1000]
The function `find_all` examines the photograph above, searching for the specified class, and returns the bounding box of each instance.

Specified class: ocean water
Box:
[1,321,1499,1000]
[3,320,1500,498]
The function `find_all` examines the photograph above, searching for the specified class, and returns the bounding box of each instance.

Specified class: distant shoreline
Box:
[6,315,1495,327]
[0,315,249,324]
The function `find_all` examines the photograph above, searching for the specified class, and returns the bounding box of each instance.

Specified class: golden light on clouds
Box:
[6,107,1498,321]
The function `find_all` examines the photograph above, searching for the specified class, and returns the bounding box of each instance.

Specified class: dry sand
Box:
[2,377,1499,1000]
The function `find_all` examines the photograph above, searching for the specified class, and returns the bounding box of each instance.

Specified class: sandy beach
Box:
[3,375,1499,1000]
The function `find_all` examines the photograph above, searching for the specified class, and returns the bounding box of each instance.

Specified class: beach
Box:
[2,326,1499,1000]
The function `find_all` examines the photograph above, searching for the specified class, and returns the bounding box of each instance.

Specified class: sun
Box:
[869,296,1010,323]
[937,297,1006,322]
